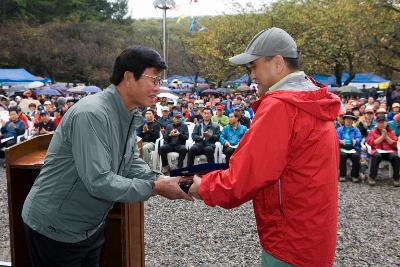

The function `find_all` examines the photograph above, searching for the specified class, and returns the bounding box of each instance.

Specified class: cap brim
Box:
[343,115,357,120]
[229,53,261,65]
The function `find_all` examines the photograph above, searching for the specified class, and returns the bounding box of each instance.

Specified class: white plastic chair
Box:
[150,131,164,170]
[365,143,393,178]
[191,141,221,165]
[158,138,190,170]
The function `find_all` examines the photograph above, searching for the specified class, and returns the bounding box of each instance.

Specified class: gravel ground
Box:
[0,167,399,266]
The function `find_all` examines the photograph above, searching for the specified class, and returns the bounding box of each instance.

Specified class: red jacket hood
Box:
[252,87,341,121]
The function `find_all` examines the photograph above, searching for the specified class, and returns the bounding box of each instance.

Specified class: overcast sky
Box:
[128,0,274,19]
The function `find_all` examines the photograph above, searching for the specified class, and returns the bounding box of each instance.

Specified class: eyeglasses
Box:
[142,74,163,86]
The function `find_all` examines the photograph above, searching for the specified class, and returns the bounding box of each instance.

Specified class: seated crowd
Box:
[5,84,400,189]
[336,96,400,187]
[0,92,74,157]
[137,93,253,174]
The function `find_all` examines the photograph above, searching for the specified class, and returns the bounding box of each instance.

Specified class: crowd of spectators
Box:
[2,82,400,188]
[336,83,400,187]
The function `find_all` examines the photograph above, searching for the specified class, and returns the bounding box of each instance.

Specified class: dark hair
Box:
[203,107,212,113]
[145,109,155,115]
[283,57,300,70]
[55,108,65,116]
[110,45,167,86]
[8,106,19,114]
[265,56,300,70]
[228,112,238,118]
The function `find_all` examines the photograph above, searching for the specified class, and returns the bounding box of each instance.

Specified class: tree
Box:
[0,20,137,86]
[186,11,271,85]
[0,0,129,23]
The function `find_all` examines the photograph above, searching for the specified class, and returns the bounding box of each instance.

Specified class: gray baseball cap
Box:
[229,27,298,65]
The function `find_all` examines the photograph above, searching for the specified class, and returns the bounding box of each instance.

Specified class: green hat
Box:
[229,27,298,65]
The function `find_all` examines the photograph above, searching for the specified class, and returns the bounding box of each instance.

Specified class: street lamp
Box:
[153,0,175,80]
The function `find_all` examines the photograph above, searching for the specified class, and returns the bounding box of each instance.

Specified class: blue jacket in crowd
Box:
[388,120,400,137]
[245,107,254,120]
[219,123,248,146]
[1,119,25,139]
[336,125,362,151]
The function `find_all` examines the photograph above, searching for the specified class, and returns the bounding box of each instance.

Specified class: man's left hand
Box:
[188,175,202,200]
[202,131,211,138]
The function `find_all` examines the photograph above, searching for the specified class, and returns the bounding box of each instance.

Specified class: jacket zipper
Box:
[278,178,286,218]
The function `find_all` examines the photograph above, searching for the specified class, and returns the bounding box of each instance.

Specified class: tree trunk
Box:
[334,63,343,87]
[343,55,355,85]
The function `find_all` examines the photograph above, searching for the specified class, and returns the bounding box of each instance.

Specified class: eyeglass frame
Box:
[142,74,163,86]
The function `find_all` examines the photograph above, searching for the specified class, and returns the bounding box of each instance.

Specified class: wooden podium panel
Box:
[5,134,144,267]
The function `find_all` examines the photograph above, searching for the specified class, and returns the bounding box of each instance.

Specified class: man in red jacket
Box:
[366,115,400,186]
[189,28,341,267]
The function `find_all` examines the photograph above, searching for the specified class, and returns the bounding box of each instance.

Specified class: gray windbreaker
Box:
[22,84,159,243]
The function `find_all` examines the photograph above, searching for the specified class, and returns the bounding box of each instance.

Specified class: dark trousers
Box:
[23,223,105,267]
[0,139,17,159]
[159,143,187,168]
[223,146,236,166]
[339,152,360,178]
[369,152,400,180]
[187,143,215,166]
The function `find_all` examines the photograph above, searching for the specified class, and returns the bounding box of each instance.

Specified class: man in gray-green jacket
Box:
[22,46,193,267]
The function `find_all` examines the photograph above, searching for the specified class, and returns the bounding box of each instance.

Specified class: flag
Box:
[198,26,207,32]
[189,19,198,33]
[177,14,187,23]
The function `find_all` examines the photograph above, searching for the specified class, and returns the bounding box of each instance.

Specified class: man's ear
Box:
[275,55,285,72]
[123,71,133,83]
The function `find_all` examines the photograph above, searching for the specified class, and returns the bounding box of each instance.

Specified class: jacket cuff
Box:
[198,173,215,207]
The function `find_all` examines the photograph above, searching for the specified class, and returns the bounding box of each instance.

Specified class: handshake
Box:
[152,175,202,201]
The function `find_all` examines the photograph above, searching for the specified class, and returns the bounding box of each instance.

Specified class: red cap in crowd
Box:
[364,108,374,114]
[216,104,225,110]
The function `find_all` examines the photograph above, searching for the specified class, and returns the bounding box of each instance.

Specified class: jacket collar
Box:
[105,84,143,128]
[269,71,319,92]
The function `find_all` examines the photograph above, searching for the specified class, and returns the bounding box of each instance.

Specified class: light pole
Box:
[153,0,175,80]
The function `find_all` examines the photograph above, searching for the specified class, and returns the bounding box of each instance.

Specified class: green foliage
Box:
[186,0,399,85]
[0,0,398,87]
[0,0,129,23]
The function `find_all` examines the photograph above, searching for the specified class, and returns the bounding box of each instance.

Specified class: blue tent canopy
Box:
[167,75,206,84]
[312,74,337,86]
[342,72,389,83]
[313,72,389,86]
[232,74,250,84]
[0,68,43,83]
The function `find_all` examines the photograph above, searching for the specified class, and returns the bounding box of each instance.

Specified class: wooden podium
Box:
[5,134,145,267]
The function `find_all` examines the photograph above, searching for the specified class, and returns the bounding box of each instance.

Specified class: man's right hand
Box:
[381,129,387,137]
[152,176,194,201]
[225,141,231,147]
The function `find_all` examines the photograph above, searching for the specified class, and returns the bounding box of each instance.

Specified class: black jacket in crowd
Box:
[138,121,161,143]
[163,123,189,146]
[192,121,220,147]
[239,115,251,129]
